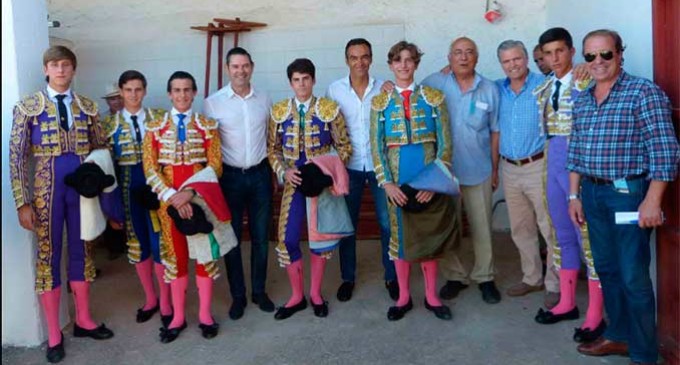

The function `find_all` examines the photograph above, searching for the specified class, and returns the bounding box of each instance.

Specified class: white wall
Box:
[547,0,652,79]
[1,0,50,347]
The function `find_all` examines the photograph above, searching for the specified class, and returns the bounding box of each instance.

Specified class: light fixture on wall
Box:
[484,0,503,23]
[47,14,60,28]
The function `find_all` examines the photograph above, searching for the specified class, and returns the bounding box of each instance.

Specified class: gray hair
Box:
[496,40,528,61]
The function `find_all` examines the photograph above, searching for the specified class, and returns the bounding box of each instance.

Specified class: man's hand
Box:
[18,204,36,231]
[415,190,434,203]
[568,199,585,227]
[168,190,194,210]
[381,81,395,94]
[638,197,664,228]
[572,63,590,81]
[440,64,452,74]
[384,183,407,207]
[108,219,124,230]
[284,167,302,187]
[491,170,499,191]
[177,203,194,219]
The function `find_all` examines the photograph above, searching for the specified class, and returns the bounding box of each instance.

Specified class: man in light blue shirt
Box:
[495,40,559,306]
[422,37,501,304]
[326,38,397,302]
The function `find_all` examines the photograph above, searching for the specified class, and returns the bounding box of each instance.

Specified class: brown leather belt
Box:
[502,151,544,166]
[584,174,647,185]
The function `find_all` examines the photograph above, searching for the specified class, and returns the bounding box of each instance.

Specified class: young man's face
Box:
[120,79,146,111]
[583,35,622,84]
[389,49,418,84]
[542,40,575,78]
[289,72,315,101]
[499,47,529,82]
[226,54,253,90]
[44,59,75,91]
[168,78,197,112]
[448,39,478,78]
[346,44,372,79]
[105,95,124,113]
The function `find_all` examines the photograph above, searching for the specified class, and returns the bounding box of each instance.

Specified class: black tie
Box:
[55,94,69,131]
[552,80,562,112]
[130,115,142,143]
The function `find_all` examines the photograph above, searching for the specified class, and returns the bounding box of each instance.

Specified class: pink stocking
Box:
[154,263,172,316]
[168,276,188,329]
[394,259,411,307]
[309,254,327,305]
[551,269,578,314]
[39,287,62,347]
[196,276,214,325]
[285,260,304,307]
[135,258,157,310]
[70,281,97,330]
[421,260,441,306]
[582,279,604,329]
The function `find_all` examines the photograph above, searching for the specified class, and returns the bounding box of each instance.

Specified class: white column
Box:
[1,0,59,347]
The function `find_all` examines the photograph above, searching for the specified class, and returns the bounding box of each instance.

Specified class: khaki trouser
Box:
[439,177,495,284]
[501,158,559,292]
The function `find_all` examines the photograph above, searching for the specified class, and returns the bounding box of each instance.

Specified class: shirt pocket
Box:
[466,108,490,132]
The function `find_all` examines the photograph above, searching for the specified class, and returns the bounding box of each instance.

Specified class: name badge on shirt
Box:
[613,179,629,194]
[475,101,489,111]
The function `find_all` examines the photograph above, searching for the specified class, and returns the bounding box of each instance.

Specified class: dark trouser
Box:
[338,168,395,283]
[581,177,657,363]
[219,160,273,299]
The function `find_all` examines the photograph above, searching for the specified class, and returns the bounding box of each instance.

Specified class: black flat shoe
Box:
[46,333,65,363]
[439,280,468,300]
[535,306,580,324]
[159,321,187,344]
[573,320,607,343]
[199,322,219,339]
[312,300,329,318]
[252,293,275,313]
[274,298,308,320]
[385,280,399,301]
[336,281,355,302]
[424,299,452,320]
[161,314,173,329]
[387,298,413,321]
[73,323,114,340]
[479,281,501,304]
[229,296,247,320]
[136,303,159,323]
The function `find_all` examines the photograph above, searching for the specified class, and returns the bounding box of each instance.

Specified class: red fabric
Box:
[400,90,413,120]
[171,224,209,278]
[310,155,349,196]
[185,181,231,222]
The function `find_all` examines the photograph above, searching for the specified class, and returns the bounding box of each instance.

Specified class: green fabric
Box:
[298,104,306,131]
[401,194,459,262]
[209,233,220,260]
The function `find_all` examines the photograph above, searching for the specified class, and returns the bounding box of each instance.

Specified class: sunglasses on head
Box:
[584,50,615,63]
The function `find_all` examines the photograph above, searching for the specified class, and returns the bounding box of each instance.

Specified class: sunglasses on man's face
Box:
[583,50,615,63]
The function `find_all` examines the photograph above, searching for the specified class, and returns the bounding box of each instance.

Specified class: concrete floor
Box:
[2,232,630,365]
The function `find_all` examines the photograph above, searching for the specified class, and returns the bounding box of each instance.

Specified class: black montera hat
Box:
[65,163,116,198]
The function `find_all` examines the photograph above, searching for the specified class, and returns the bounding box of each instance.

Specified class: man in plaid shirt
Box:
[567,29,679,365]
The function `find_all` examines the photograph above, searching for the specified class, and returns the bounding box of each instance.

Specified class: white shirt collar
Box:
[294,97,312,111]
[46,85,72,99]
[552,70,573,85]
[171,107,192,117]
[226,82,255,99]
[394,82,416,94]
[123,107,145,120]
[346,75,376,90]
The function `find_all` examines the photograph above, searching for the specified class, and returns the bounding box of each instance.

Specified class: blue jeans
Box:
[219,160,273,299]
[338,168,395,283]
[581,177,657,363]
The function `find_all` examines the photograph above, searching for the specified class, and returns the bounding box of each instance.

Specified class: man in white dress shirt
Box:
[326,38,398,302]
[204,47,275,319]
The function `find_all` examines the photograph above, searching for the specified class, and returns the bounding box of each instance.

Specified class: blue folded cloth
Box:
[406,159,460,196]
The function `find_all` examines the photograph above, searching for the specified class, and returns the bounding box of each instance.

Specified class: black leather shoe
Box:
[160,314,173,329]
[46,333,65,363]
[199,322,219,339]
[159,321,187,344]
[385,280,399,301]
[535,306,580,324]
[136,303,159,323]
[336,281,355,302]
[573,320,607,343]
[424,299,452,320]
[439,280,468,300]
[73,323,114,340]
[274,298,308,320]
[252,293,275,313]
[479,281,501,304]
[387,298,413,321]
[312,300,329,318]
[229,296,247,320]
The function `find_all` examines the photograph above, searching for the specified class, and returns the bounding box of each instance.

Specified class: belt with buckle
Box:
[502,151,544,166]
[223,159,268,174]
[584,173,647,185]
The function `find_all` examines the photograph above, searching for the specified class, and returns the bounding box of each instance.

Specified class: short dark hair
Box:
[539,27,573,49]
[226,47,253,65]
[387,41,423,65]
[118,70,147,89]
[533,44,542,53]
[286,58,315,81]
[582,29,625,53]
[166,71,197,92]
[344,38,373,59]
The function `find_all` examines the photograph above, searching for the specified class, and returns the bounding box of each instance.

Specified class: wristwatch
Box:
[567,193,580,201]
